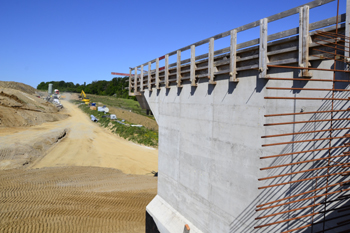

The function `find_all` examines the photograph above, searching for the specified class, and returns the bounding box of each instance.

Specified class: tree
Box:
[36,77,133,99]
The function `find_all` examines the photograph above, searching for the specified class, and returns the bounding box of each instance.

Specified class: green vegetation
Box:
[86,94,151,117]
[35,105,45,110]
[71,100,158,147]
[37,77,134,100]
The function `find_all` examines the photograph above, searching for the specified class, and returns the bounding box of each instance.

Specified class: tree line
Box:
[37,77,132,99]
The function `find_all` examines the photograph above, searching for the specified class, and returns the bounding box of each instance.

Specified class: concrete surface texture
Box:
[144,59,349,232]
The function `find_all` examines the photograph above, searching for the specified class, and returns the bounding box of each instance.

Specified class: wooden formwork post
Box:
[156,58,160,89]
[345,0,350,69]
[208,38,216,84]
[134,67,138,94]
[148,62,152,90]
[299,5,312,77]
[177,50,182,87]
[259,18,268,78]
[165,54,169,88]
[190,45,197,86]
[140,65,144,92]
[129,68,133,96]
[230,29,238,82]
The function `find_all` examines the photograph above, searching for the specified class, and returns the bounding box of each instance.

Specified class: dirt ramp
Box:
[0,128,67,170]
[0,166,157,233]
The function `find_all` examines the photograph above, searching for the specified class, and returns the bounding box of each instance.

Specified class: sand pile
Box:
[0,83,68,127]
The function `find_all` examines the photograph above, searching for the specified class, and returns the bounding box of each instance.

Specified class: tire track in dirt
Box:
[0,166,157,233]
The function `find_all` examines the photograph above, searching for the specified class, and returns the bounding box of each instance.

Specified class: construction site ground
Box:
[0,87,158,233]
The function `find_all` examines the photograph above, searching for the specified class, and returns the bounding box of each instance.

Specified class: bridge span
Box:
[129,0,350,232]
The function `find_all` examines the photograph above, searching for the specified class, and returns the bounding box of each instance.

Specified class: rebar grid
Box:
[255,3,350,231]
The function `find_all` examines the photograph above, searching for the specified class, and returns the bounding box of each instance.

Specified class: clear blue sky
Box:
[0,0,343,88]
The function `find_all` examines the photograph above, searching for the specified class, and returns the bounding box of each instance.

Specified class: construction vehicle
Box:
[79,90,90,104]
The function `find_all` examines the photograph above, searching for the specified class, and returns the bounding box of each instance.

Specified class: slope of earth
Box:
[0,81,37,94]
[0,166,157,233]
[0,83,68,127]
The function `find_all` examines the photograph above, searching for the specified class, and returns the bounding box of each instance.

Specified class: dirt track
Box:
[0,98,158,232]
[1,100,158,174]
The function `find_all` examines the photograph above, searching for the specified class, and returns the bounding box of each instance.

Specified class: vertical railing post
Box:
[299,5,312,77]
[156,58,160,89]
[177,50,182,87]
[208,38,216,84]
[129,68,132,96]
[345,0,350,69]
[134,67,138,94]
[230,29,238,82]
[259,18,268,78]
[298,7,304,68]
[148,62,152,91]
[140,65,144,92]
[165,54,169,88]
[190,45,197,86]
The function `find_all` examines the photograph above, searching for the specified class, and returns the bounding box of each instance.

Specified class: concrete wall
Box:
[144,59,350,232]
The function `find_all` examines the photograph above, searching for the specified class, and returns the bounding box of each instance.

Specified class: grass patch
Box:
[72,101,158,147]
[86,94,153,118]
[35,105,45,110]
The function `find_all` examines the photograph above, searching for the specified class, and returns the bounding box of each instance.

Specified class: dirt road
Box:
[29,100,158,175]
[0,99,159,232]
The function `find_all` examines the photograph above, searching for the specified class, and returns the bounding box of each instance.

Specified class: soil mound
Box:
[0,81,37,95]
[0,85,68,127]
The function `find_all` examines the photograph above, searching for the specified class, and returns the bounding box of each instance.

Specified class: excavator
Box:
[79,90,90,104]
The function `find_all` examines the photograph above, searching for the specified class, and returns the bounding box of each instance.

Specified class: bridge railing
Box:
[128,0,349,96]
